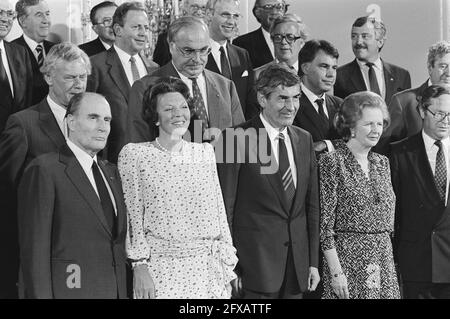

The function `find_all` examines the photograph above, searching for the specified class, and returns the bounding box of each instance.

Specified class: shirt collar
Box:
[23,33,41,51]
[301,82,325,102]
[422,130,450,151]
[173,61,206,83]
[46,95,66,116]
[66,138,97,170]
[0,40,5,52]
[114,44,139,65]
[210,39,226,53]
[260,113,288,142]
[99,38,112,50]
[356,57,382,70]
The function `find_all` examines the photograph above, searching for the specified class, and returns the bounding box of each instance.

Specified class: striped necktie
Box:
[36,44,44,68]
[278,132,295,206]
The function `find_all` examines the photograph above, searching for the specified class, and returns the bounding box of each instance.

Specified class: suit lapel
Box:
[257,28,274,60]
[98,161,126,239]
[204,70,222,128]
[299,93,329,139]
[349,59,367,92]
[382,60,395,102]
[226,44,240,81]
[38,100,66,149]
[252,117,290,217]
[106,48,131,101]
[60,146,113,237]
[139,51,158,74]
[3,42,21,102]
[206,54,220,74]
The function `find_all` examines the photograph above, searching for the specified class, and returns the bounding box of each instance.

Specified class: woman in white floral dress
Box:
[319,92,400,299]
[118,77,237,299]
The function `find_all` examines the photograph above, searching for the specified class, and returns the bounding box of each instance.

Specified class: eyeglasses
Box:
[0,9,16,20]
[271,33,302,44]
[220,12,241,20]
[94,17,113,27]
[190,4,207,13]
[426,109,450,122]
[175,45,211,58]
[256,3,288,12]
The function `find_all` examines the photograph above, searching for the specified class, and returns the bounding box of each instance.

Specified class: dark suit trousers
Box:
[403,281,450,299]
[242,245,302,299]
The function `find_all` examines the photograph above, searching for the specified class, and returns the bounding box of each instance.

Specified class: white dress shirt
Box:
[0,40,14,97]
[66,139,117,214]
[260,113,297,187]
[300,83,334,152]
[261,27,275,60]
[114,45,147,86]
[423,130,450,205]
[100,38,112,51]
[356,57,385,100]
[23,33,45,62]
[47,95,67,138]
[174,63,209,116]
[210,40,228,74]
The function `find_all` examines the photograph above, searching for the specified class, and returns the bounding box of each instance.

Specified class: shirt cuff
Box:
[324,140,334,152]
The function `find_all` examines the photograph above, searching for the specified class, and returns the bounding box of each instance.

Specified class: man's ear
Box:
[257,92,266,109]
[300,62,310,76]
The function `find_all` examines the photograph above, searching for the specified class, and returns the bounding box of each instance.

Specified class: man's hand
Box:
[308,266,320,291]
[313,141,327,153]
[133,264,155,299]
[231,276,243,298]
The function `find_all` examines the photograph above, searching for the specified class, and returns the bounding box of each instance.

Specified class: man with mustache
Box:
[12,0,55,105]
[206,0,259,120]
[384,41,450,148]
[18,92,128,299]
[390,85,450,299]
[0,42,90,299]
[87,1,159,164]
[334,16,411,104]
[79,1,118,57]
[233,0,287,69]
[127,16,244,144]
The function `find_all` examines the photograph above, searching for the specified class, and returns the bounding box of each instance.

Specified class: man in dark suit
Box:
[18,92,128,299]
[216,64,320,299]
[12,0,55,105]
[334,16,411,104]
[79,1,117,57]
[390,85,450,299]
[0,42,90,299]
[205,0,258,120]
[294,39,342,154]
[385,41,450,146]
[152,0,207,66]
[233,0,287,68]
[127,16,244,144]
[87,1,159,163]
[0,0,33,134]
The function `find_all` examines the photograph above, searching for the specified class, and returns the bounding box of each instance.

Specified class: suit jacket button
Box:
[284,242,289,247]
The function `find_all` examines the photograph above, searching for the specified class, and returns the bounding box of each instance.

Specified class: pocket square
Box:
[241,70,248,77]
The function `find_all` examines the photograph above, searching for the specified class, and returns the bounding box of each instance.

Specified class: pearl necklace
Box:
[155,138,185,155]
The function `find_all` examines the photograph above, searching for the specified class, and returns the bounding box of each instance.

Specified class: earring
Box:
[155,121,160,127]
[351,131,356,138]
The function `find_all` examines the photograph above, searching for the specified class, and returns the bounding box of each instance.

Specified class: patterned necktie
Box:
[278,132,295,206]
[0,48,12,99]
[315,98,328,120]
[219,46,232,80]
[435,140,447,202]
[129,56,140,83]
[366,62,381,95]
[92,161,116,234]
[190,77,209,130]
[36,44,44,68]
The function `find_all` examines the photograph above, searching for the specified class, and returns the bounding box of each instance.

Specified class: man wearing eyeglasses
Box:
[153,0,208,67]
[87,1,159,164]
[390,85,450,299]
[233,0,287,69]
[127,16,244,144]
[79,1,117,57]
[254,14,306,80]
[334,16,411,105]
[12,0,54,106]
[205,0,259,120]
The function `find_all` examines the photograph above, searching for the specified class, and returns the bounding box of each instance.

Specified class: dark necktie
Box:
[219,46,232,80]
[92,161,116,234]
[129,56,140,83]
[435,140,447,203]
[0,48,12,100]
[190,77,209,133]
[278,132,295,207]
[366,62,381,95]
[36,44,44,68]
[315,98,327,120]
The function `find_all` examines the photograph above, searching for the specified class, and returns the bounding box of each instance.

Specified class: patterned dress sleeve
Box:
[318,153,339,251]
[118,144,150,266]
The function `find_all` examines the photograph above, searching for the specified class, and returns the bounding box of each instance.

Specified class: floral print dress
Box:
[319,143,400,299]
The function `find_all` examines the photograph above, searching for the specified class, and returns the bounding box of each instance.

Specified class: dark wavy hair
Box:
[142,76,193,138]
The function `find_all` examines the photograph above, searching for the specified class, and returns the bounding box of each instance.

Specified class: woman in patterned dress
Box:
[319,91,400,299]
[118,77,237,299]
